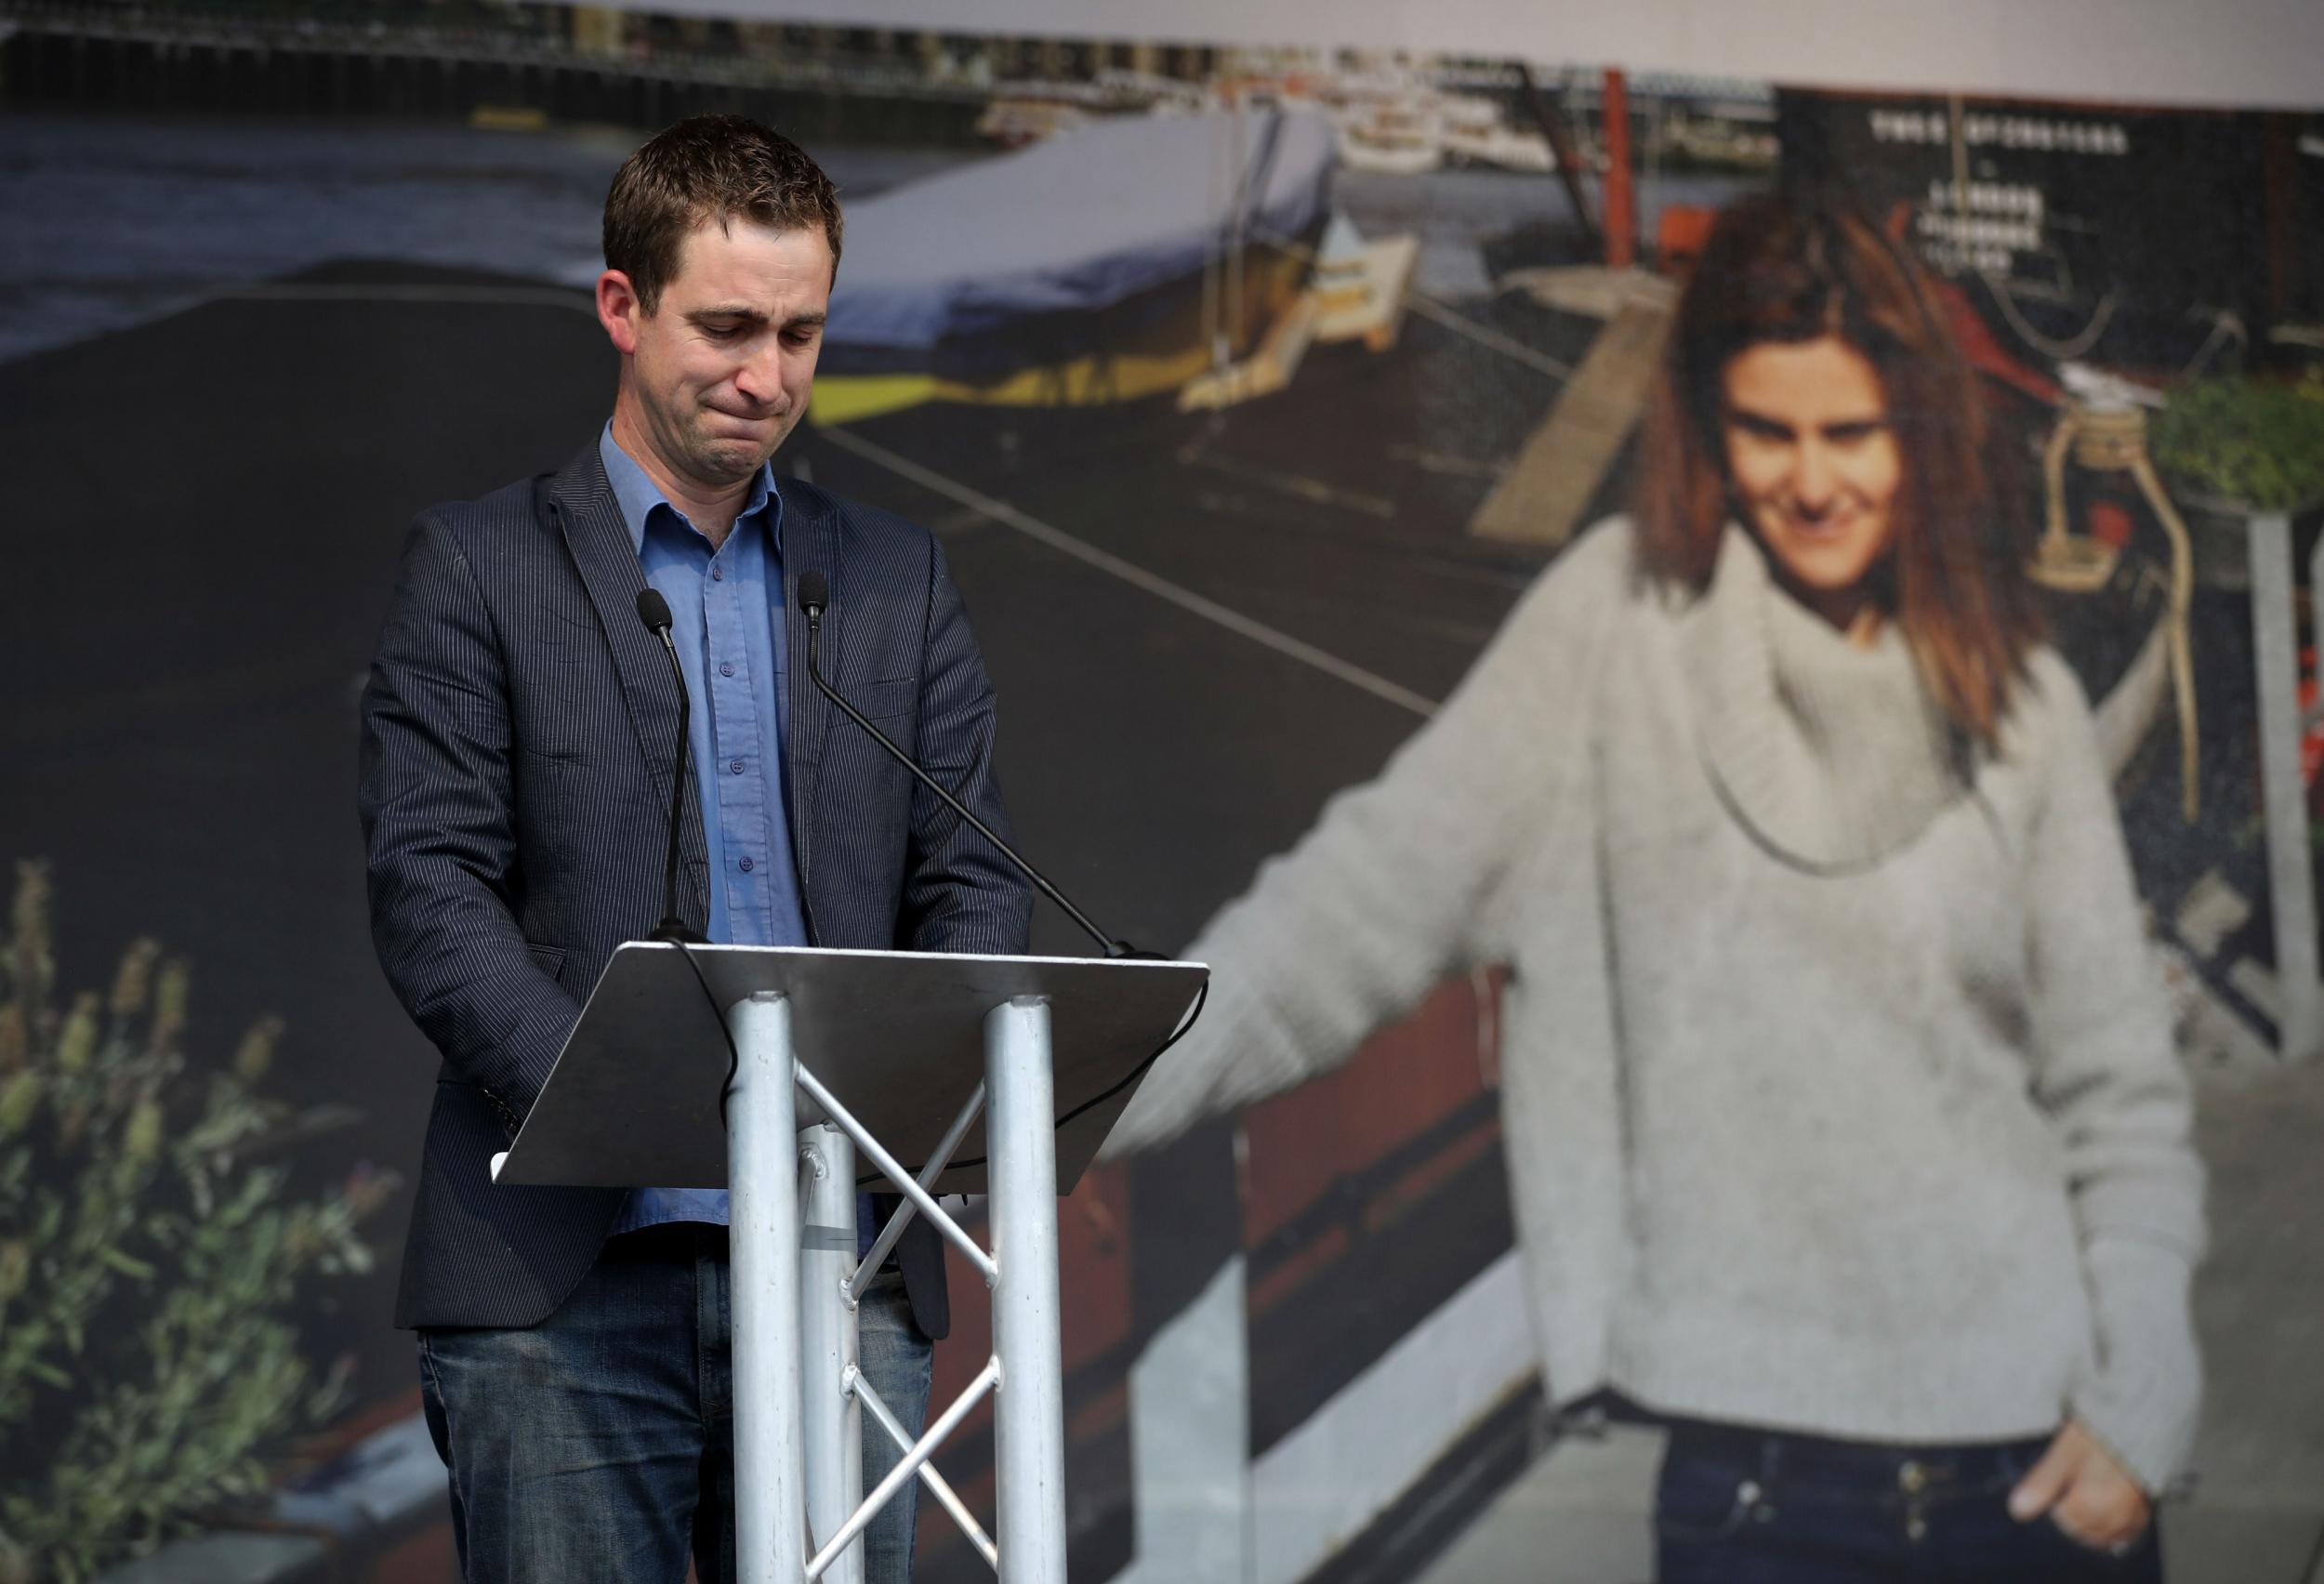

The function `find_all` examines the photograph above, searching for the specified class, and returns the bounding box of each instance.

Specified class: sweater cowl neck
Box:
[1679,524,1966,876]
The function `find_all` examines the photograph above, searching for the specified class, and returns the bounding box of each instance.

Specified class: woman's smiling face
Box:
[1720,334,1905,632]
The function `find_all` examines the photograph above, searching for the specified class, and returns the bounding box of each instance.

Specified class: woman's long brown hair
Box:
[1633,191,2043,748]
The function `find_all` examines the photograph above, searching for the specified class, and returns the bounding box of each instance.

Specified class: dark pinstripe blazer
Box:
[359,440,1031,1335]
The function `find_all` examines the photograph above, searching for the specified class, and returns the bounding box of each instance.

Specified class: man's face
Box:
[599,218,832,490]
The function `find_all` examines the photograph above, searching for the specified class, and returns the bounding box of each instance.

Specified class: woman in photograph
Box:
[1104,193,2203,1580]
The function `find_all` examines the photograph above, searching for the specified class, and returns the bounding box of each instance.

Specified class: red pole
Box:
[1602,67,1634,269]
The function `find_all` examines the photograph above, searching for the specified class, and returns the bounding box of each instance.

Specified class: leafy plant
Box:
[2151,369,2324,512]
[0,862,400,1584]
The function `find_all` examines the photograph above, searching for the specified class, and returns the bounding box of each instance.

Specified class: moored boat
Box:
[813,107,1338,425]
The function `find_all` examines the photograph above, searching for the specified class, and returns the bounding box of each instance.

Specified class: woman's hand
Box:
[2007,1419,2151,1551]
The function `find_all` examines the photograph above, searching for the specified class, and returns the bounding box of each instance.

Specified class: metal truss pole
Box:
[728,991,809,1583]
[799,1121,864,1584]
[984,996,1066,1582]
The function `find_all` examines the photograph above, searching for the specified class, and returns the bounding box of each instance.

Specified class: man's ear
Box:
[596,269,643,356]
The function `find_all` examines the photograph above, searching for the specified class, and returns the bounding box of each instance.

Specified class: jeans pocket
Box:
[1655,1443,1763,1546]
[416,1335,454,1469]
[2041,1511,2159,1567]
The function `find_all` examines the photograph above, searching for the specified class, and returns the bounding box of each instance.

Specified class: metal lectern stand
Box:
[491,944,1207,1584]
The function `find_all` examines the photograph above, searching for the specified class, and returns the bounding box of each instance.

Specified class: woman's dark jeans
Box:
[1656,1420,2166,1582]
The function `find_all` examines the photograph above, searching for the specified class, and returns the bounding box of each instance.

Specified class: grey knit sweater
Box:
[1107,518,2206,1493]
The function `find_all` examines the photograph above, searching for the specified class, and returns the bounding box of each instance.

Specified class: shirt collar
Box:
[599,421,782,557]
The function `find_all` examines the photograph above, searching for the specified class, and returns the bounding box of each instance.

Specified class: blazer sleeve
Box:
[358,511,581,1131]
[895,533,1034,957]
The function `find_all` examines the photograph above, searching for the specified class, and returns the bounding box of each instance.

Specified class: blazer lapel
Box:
[544,442,710,926]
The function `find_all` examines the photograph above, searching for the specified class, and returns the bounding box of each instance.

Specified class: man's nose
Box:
[733,347,786,411]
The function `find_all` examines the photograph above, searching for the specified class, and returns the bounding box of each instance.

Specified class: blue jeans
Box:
[1656,1421,2166,1582]
[418,1224,933,1584]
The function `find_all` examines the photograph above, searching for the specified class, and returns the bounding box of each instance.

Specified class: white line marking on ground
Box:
[822,426,1439,720]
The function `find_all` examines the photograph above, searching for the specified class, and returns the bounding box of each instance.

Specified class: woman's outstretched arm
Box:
[1103,521,1632,1157]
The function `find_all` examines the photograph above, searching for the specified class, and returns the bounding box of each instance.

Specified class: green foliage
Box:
[0,863,400,1584]
[2151,369,2324,513]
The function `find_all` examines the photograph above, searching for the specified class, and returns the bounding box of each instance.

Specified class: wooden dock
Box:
[1468,270,1674,547]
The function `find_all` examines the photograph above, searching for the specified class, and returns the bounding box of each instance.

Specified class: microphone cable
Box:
[661,561,1208,1161]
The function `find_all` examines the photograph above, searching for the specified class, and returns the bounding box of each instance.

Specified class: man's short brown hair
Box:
[602,114,842,314]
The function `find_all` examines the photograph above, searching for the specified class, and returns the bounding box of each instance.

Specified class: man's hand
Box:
[2007,1419,2150,1551]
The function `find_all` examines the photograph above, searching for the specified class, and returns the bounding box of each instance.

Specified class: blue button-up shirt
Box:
[599,425,851,1236]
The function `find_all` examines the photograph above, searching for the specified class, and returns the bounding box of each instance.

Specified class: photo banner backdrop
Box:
[1,7,2320,1582]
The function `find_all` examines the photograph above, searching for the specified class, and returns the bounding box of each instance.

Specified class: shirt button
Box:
[730,759,745,774]
[738,856,754,873]
[720,662,734,678]
[711,567,724,582]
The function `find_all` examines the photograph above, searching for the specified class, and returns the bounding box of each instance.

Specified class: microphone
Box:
[796,570,1146,958]
[635,588,705,944]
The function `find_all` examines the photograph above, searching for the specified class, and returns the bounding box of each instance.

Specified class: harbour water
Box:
[0,109,1756,365]
[0,112,975,363]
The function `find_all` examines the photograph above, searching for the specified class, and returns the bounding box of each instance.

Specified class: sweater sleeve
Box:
[2019,654,2207,1494]
[1102,521,1626,1158]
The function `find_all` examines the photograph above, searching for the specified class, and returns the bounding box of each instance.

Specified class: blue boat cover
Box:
[825,107,1337,355]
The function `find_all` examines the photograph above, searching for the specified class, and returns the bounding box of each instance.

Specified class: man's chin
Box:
[690,430,783,482]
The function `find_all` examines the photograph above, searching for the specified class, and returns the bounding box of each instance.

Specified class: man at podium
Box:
[359,116,1032,1583]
